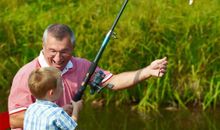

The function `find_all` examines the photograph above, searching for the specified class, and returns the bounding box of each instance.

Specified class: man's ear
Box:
[71,45,75,56]
[42,44,45,54]
[42,41,45,48]
[72,44,75,50]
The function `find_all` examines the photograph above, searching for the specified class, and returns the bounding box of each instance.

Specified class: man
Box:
[8,24,168,129]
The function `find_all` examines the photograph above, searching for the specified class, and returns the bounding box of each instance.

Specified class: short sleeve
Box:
[94,67,113,84]
[8,65,36,114]
[56,110,77,130]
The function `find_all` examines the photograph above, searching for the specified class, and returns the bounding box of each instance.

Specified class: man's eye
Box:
[50,50,56,53]
[61,51,68,54]
[61,50,71,54]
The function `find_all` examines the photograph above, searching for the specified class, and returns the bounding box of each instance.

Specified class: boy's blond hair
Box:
[28,67,61,99]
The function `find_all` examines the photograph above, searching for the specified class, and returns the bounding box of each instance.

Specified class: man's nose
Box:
[53,52,62,63]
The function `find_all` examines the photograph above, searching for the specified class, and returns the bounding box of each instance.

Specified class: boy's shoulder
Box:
[26,100,64,118]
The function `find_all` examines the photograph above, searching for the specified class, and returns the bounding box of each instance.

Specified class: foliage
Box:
[0,0,219,111]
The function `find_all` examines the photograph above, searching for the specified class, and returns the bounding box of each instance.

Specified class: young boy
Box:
[24,67,82,130]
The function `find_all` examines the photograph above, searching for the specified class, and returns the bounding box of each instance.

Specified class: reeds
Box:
[0,0,219,111]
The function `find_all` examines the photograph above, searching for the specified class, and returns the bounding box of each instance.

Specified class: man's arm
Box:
[9,111,25,129]
[104,57,168,90]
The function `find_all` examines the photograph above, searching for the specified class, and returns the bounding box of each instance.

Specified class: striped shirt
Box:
[24,100,77,130]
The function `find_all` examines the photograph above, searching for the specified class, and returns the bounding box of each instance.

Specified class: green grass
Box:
[0,0,219,112]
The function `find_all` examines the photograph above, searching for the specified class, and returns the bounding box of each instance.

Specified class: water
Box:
[78,103,220,130]
[1,100,220,130]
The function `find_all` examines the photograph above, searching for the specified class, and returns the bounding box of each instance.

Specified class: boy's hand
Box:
[62,104,73,115]
[71,100,83,121]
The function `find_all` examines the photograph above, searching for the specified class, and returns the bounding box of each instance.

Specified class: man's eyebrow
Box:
[61,48,71,52]
[48,48,56,51]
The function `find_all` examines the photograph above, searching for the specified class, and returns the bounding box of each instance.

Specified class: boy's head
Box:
[28,67,63,101]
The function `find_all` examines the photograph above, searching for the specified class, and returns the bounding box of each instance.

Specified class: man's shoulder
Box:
[71,57,90,63]
[14,58,39,78]
[69,57,92,71]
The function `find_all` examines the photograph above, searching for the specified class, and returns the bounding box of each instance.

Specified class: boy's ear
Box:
[48,89,54,96]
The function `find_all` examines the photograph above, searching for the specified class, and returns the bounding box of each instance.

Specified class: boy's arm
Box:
[71,100,83,121]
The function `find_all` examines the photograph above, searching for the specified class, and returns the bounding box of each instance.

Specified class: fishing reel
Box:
[89,70,106,94]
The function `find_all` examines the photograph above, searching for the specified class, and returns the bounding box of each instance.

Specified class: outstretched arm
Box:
[104,57,168,90]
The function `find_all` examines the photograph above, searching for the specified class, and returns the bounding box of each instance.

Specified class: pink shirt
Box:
[8,53,112,116]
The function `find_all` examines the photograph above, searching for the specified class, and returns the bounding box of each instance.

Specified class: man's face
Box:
[43,34,73,70]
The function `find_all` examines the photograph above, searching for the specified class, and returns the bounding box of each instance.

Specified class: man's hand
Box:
[148,57,168,77]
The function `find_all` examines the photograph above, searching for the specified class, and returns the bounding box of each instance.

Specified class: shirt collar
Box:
[38,50,73,75]
[36,99,58,107]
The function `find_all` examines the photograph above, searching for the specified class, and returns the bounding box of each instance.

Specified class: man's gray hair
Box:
[42,24,75,45]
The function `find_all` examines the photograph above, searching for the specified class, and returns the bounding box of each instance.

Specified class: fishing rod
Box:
[73,0,129,101]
